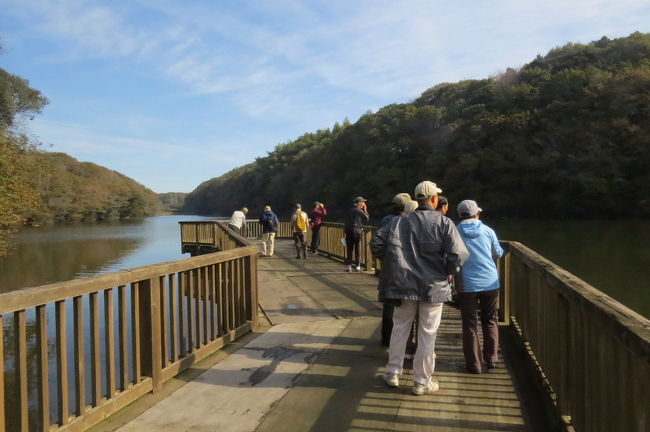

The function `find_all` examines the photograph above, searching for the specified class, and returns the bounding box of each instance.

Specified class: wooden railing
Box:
[501,242,650,432]
[0,223,258,432]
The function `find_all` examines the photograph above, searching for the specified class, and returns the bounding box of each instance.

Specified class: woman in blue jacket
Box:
[456,200,504,374]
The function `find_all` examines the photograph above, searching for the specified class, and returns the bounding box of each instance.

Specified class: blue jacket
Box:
[259,211,279,233]
[456,220,504,292]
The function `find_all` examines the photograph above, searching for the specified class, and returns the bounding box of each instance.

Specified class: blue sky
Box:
[1,0,648,193]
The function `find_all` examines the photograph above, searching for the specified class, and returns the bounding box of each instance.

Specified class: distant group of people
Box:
[371,180,503,395]
[227,182,503,396]
[229,201,328,259]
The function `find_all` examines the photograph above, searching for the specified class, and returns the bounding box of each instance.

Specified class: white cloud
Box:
[7,0,648,104]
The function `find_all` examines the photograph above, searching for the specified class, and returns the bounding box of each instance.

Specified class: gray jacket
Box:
[371,205,469,303]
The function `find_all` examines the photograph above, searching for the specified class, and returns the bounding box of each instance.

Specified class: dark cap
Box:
[353,196,367,203]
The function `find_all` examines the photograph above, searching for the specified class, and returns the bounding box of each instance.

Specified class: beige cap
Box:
[404,200,418,214]
[392,193,411,207]
[414,181,442,199]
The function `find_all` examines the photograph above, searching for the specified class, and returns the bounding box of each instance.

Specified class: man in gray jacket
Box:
[371,180,469,395]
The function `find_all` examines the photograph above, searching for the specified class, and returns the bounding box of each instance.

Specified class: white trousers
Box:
[386,300,444,385]
[262,232,275,256]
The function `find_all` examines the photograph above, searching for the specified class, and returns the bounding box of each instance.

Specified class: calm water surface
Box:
[0,215,212,293]
[486,218,649,319]
[0,216,648,318]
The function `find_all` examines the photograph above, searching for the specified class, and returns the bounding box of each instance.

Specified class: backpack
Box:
[295,211,307,231]
[267,213,277,229]
[262,212,277,229]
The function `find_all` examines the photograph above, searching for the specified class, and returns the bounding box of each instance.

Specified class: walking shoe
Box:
[411,380,439,396]
[382,373,399,388]
[346,265,353,272]
[486,361,497,369]
[355,265,362,272]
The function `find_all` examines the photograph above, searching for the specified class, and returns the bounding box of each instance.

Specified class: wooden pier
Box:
[0,220,648,431]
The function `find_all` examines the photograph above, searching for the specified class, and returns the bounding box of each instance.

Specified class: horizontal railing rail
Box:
[0,222,258,432]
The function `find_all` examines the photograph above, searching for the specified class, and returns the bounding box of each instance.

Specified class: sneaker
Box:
[382,373,399,388]
[347,265,353,272]
[486,361,497,369]
[355,265,362,272]
[411,380,439,396]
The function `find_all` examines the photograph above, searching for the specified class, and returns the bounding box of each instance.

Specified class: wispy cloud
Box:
[7,0,648,104]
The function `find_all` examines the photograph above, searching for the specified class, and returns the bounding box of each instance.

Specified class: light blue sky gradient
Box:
[1,0,648,192]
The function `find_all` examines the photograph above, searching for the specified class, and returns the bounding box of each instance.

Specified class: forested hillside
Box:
[0,47,159,255]
[26,151,160,223]
[183,32,650,220]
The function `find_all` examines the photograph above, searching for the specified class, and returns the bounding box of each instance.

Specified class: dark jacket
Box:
[344,205,369,234]
[370,205,469,303]
[259,210,279,233]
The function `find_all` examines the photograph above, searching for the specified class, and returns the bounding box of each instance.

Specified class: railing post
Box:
[363,228,372,271]
[139,278,163,393]
[245,255,259,328]
[497,243,511,325]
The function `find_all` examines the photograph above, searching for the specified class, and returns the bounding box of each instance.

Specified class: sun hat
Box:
[392,193,411,207]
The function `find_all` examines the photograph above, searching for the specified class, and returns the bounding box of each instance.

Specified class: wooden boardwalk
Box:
[94,239,546,432]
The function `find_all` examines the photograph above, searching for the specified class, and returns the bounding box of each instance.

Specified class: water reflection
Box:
[487,218,650,318]
[0,215,212,293]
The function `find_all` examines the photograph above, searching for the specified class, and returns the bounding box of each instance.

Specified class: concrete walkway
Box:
[104,240,545,432]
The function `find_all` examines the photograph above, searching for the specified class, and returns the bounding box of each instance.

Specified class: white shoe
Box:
[346,265,353,272]
[382,373,399,388]
[411,380,439,395]
[355,265,362,272]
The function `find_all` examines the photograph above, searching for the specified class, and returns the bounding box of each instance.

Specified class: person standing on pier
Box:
[259,205,279,257]
[378,193,412,347]
[228,207,248,236]
[344,196,369,272]
[309,201,327,254]
[290,203,309,259]
[455,199,504,374]
[371,181,469,395]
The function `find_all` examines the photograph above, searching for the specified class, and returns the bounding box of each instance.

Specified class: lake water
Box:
[0,216,648,318]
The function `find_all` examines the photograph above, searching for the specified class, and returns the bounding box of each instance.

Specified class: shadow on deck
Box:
[91,239,553,432]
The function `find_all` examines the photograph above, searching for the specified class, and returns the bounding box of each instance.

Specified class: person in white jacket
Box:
[290,203,309,259]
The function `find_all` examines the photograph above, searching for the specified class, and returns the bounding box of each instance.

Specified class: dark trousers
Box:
[345,231,361,266]
[310,224,322,252]
[459,289,499,372]
[293,232,307,258]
